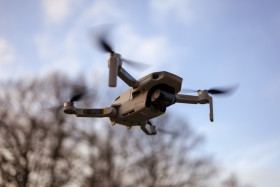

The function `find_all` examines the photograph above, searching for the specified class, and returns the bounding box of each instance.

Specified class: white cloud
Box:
[35,0,126,81]
[34,31,85,78]
[117,26,169,64]
[89,23,176,77]
[41,57,81,77]
[114,25,173,74]
[136,36,169,64]
[34,33,53,58]
[42,0,81,24]
[149,0,195,25]
[34,30,79,59]
[36,0,178,81]
[76,0,125,26]
[228,139,280,187]
[0,38,15,64]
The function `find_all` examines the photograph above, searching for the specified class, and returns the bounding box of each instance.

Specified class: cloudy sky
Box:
[1,0,280,186]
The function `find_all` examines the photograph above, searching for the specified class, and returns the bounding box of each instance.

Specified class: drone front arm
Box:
[176,92,214,122]
[108,53,139,88]
[118,68,139,88]
[176,94,204,104]
[63,102,117,118]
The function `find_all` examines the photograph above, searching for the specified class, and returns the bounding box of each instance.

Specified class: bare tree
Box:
[130,119,215,186]
[0,73,89,186]
[79,112,217,187]
[0,72,251,187]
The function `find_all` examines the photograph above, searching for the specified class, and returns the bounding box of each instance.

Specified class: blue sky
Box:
[1,0,280,186]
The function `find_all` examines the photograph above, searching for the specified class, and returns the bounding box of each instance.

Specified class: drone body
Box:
[63,33,235,135]
[64,53,214,135]
[112,71,181,126]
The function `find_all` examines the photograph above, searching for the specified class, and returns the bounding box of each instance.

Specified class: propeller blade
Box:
[70,92,86,102]
[207,85,238,95]
[181,85,238,96]
[93,26,151,71]
[122,58,150,70]
[91,24,115,54]
[208,88,228,94]
[98,35,114,54]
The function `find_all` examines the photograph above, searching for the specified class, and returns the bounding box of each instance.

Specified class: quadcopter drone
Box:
[64,34,234,135]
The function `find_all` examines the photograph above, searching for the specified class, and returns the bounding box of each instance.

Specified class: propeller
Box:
[98,33,115,54]
[182,85,238,96]
[70,92,86,102]
[69,89,97,103]
[96,32,150,70]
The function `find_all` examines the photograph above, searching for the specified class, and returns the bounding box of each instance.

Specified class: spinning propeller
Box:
[69,88,96,103]
[182,85,238,96]
[70,92,86,102]
[97,33,150,70]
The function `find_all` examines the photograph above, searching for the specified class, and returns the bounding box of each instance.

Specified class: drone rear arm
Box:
[63,102,117,118]
[176,92,214,122]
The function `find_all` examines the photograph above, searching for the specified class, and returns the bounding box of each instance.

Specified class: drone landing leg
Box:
[176,93,214,122]
[140,121,157,135]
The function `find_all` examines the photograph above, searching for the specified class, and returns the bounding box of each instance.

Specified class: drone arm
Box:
[108,53,139,88]
[64,102,117,118]
[176,94,203,104]
[76,107,117,118]
[118,67,139,88]
[176,93,214,122]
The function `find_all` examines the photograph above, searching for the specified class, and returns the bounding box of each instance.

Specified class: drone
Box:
[63,34,235,135]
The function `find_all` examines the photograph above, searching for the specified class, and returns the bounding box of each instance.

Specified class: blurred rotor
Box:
[181,85,238,96]
[92,25,150,71]
[70,92,86,102]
